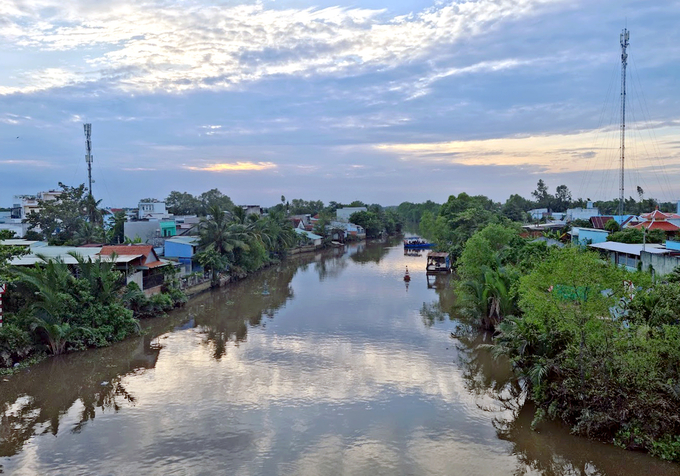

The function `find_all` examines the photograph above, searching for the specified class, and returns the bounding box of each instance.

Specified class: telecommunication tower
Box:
[84,123,93,197]
[618,29,629,217]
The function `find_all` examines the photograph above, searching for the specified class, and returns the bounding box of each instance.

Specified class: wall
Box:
[572,227,609,246]
[124,221,160,243]
[641,251,680,278]
[336,207,367,222]
[165,240,194,259]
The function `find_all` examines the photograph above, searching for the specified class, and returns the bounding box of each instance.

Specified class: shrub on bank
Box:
[493,247,680,461]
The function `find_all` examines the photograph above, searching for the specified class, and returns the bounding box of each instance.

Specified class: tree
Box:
[24,182,104,245]
[166,191,202,215]
[502,194,533,222]
[107,210,127,244]
[604,219,620,233]
[553,185,572,212]
[531,179,551,208]
[199,189,234,215]
[349,211,382,238]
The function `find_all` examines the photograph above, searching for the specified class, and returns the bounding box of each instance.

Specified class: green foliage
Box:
[0,230,16,240]
[606,227,664,244]
[604,219,620,233]
[493,246,680,460]
[0,324,35,367]
[395,201,441,223]
[289,199,325,216]
[165,189,234,216]
[502,194,533,222]
[24,182,106,245]
[349,211,382,238]
[7,254,139,359]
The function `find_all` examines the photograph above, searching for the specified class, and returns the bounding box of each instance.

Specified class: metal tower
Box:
[618,29,629,217]
[84,123,93,197]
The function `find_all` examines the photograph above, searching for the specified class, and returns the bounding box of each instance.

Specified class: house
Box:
[241,205,262,216]
[99,245,170,296]
[164,236,201,274]
[570,227,609,246]
[629,209,680,237]
[330,221,365,240]
[528,208,549,220]
[589,241,671,272]
[294,229,323,247]
[137,201,169,220]
[566,202,599,222]
[336,207,367,222]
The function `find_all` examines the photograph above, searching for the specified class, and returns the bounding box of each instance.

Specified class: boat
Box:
[403,237,434,249]
[426,252,451,274]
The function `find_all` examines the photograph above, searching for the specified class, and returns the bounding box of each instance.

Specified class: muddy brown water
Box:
[1,239,678,475]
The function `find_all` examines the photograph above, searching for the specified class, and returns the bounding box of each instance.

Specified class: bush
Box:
[0,324,36,368]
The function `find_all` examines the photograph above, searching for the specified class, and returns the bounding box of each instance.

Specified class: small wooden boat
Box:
[426,252,451,274]
[403,237,434,249]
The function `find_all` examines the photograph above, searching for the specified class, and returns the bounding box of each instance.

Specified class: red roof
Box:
[631,221,680,232]
[641,209,680,220]
[99,245,162,267]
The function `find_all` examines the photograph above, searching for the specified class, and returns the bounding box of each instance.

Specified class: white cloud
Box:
[0,0,562,94]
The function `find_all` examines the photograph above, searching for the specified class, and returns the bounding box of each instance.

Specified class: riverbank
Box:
[2,238,677,475]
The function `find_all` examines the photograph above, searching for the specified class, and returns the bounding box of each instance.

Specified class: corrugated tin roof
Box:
[294,228,322,240]
[589,242,670,256]
[165,236,200,245]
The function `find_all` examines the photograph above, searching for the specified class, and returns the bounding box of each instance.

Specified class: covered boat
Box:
[426,252,451,274]
[403,237,434,249]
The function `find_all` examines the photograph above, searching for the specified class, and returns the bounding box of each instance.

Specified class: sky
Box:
[1,0,680,208]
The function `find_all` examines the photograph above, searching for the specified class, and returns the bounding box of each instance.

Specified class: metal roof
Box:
[427,252,449,257]
[294,229,322,240]
[589,242,670,256]
[165,236,200,245]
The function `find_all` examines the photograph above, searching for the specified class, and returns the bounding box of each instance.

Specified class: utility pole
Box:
[84,123,93,197]
[618,29,629,217]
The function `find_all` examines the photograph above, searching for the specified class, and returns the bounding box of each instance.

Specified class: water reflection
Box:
[0,334,161,458]
[1,243,679,475]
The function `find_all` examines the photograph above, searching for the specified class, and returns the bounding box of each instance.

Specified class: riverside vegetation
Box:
[408,182,680,462]
[0,188,404,371]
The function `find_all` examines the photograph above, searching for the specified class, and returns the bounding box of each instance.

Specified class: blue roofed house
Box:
[164,236,201,274]
[570,227,609,247]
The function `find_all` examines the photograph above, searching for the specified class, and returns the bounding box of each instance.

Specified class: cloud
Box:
[185,161,278,172]
[0,0,561,94]
[374,121,680,174]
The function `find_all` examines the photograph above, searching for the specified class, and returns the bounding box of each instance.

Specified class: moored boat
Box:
[426,251,451,274]
[403,237,434,249]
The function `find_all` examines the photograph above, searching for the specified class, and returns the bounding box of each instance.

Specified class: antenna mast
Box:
[618,28,629,216]
[84,123,93,197]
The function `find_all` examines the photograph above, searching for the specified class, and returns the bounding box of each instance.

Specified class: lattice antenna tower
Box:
[618,28,629,216]
[84,123,93,197]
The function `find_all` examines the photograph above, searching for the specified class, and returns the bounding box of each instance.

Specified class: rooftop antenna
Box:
[618,28,629,217]
[84,123,93,197]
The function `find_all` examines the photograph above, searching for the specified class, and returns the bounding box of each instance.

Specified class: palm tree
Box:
[461,266,514,330]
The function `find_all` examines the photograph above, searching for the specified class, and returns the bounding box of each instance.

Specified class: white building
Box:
[566,202,599,222]
[336,207,367,222]
[138,201,168,220]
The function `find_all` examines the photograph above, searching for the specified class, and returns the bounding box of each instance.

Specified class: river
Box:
[1,238,678,475]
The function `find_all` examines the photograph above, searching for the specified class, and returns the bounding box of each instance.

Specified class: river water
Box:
[1,239,678,475]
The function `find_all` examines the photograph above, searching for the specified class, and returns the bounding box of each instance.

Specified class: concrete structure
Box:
[160,220,177,238]
[570,227,609,246]
[589,241,672,272]
[336,207,367,222]
[242,205,262,216]
[138,201,168,220]
[11,190,61,220]
[124,221,162,243]
[566,204,600,222]
[528,208,549,220]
